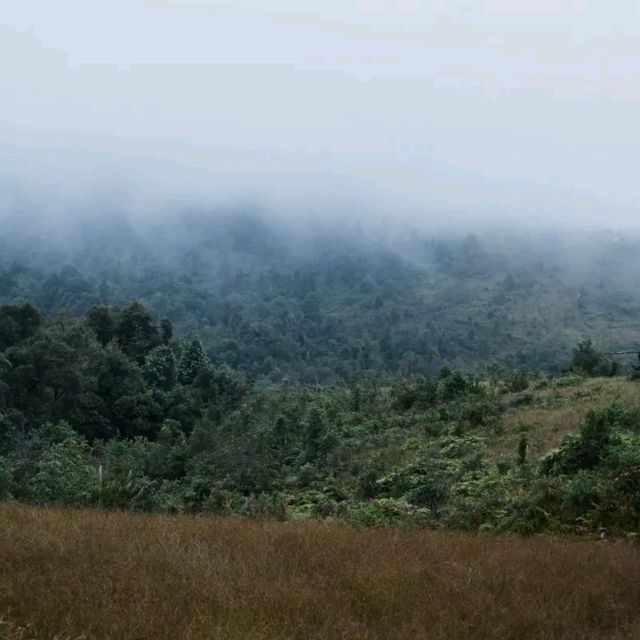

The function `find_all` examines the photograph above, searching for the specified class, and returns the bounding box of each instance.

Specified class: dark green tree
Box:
[570,339,604,376]
[0,303,42,350]
[160,318,174,345]
[86,306,115,347]
[178,338,210,386]
[115,302,161,364]
[143,346,177,391]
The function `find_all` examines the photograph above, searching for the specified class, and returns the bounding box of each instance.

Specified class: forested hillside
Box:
[2,211,640,383]
[5,2,640,637]
[1,294,639,535]
[2,212,640,535]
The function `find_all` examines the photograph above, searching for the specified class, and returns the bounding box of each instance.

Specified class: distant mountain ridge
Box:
[1,211,639,382]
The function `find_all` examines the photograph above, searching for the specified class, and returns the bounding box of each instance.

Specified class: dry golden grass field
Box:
[1,504,640,639]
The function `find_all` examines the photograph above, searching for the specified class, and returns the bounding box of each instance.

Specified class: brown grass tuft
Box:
[1,503,640,639]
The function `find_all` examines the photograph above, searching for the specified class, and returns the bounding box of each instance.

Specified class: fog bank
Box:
[2,2,639,229]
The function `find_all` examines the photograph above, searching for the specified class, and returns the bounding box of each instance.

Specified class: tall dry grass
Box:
[1,503,639,639]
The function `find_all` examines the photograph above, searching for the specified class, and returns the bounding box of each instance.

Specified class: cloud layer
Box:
[1,1,639,227]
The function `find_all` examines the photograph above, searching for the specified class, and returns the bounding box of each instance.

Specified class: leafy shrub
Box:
[540,404,628,475]
[27,423,97,507]
[346,499,431,527]
[0,456,13,499]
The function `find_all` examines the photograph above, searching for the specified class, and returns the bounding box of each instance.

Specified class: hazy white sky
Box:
[1,1,639,225]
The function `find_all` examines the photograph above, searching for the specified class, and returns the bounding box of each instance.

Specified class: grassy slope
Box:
[1,503,640,640]
[495,377,640,462]
[326,376,640,507]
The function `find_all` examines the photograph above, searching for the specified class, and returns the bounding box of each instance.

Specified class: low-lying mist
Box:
[2,152,640,294]
[4,1,640,238]
[2,163,640,382]
[2,132,638,238]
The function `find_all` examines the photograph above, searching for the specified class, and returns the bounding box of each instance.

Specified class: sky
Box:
[1,1,639,227]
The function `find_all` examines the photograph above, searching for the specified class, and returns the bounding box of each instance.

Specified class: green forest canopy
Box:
[0,211,639,534]
[1,211,640,383]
